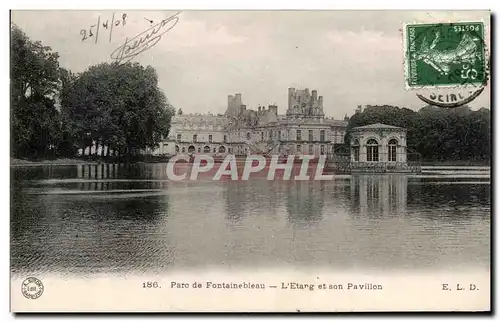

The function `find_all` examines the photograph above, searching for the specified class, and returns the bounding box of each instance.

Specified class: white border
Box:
[2,1,497,322]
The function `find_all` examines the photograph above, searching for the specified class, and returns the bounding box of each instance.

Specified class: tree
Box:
[11,24,61,158]
[344,104,491,162]
[58,68,81,156]
[65,62,175,159]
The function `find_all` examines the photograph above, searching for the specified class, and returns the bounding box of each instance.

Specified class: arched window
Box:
[352,139,360,161]
[188,145,195,153]
[182,147,186,153]
[388,138,398,162]
[366,139,379,162]
[246,132,251,140]
[218,146,226,153]
[175,145,180,153]
[203,146,211,153]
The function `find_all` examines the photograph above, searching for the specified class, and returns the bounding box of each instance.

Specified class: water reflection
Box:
[286,181,325,224]
[224,180,280,222]
[12,165,173,275]
[10,164,490,275]
[354,175,408,218]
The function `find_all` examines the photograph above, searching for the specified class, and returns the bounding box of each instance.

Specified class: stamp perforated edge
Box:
[402,19,490,91]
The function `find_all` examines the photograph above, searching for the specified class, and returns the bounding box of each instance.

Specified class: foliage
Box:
[346,105,491,161]
[63,62,175,158]
[11,24,61,158]
[11,25,174,160]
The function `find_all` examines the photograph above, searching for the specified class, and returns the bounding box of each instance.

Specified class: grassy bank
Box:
[11,154,173,166]
[420,160,491,167]
[10,157,99,166]
[11,156,491,167]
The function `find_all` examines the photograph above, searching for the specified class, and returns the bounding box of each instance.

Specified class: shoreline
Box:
[10,158,100,167]
[10,157,491,168]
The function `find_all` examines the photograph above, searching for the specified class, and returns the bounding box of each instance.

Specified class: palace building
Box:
[80,87,415,173]
[80,87,416,173]
[155,88,348,157]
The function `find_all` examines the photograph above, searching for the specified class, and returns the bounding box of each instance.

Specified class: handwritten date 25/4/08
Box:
[80,13,127,43]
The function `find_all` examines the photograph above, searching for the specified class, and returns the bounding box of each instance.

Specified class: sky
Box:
[11,10,491,119]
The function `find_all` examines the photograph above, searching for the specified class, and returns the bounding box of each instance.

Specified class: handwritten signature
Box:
[110,11,181,65]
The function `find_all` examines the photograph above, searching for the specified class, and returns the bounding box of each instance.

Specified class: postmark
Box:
[403,21,489,107]
[21,277,44,299]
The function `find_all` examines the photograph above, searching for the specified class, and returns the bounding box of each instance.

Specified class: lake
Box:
[10,163,491,277]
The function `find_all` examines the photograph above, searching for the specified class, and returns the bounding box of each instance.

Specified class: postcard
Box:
[10,9,491,312]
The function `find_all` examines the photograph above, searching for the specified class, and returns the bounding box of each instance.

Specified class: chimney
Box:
[312,90,317,100]
[258,106,262,112]
[318,96,323,107]
[235,93,242,107]
[228,95,234,109]
[288,88,295,109]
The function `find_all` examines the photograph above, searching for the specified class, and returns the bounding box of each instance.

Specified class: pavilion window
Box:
[366,139,379,162]
[388,139,398,162]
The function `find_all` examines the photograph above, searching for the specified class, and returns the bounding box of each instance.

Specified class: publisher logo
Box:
[21,277,44,299]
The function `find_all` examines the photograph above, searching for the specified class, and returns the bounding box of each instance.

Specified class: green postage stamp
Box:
[404,22,487,89]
